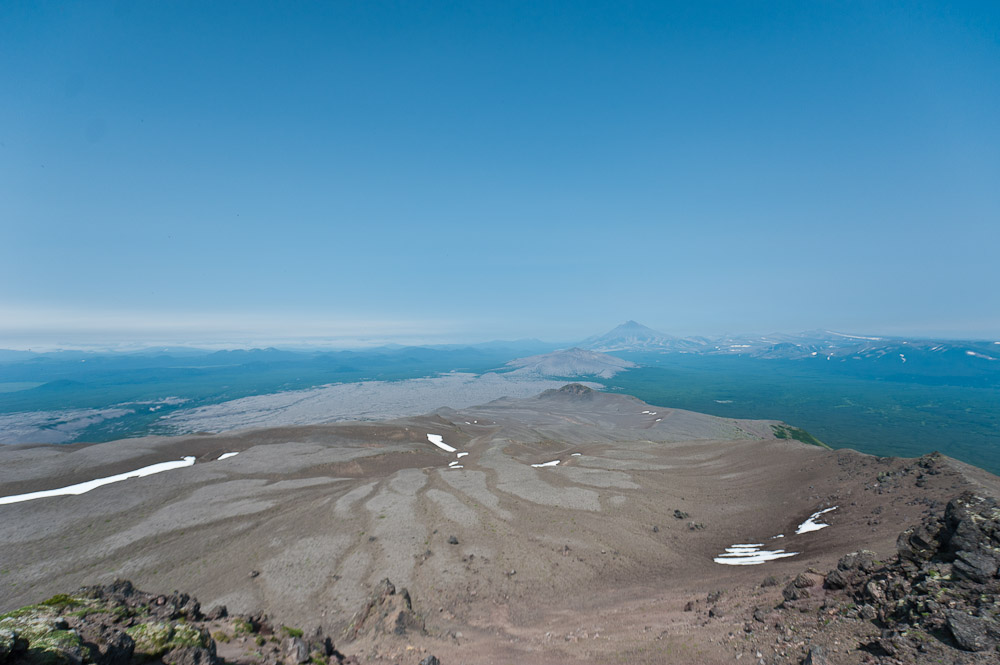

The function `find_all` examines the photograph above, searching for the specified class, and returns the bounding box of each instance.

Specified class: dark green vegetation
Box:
[770,424,830,448]
[604,353,1000,476]
[0,343,555,443]
[1,341,998,477]
[0,346,550,413]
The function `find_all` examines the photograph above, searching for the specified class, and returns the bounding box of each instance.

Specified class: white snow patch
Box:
[827,331,882,341]
[448,461,461,467]
[0,457,197,506]
[456,452,469,459]
[217,452,239,461]
[714,542,799,566]
[427,434,457,453]
[795,506,838,534]
[448,465,463,470]
[899,354,906,363]
[571,453,581,456]
[531,460,560,468]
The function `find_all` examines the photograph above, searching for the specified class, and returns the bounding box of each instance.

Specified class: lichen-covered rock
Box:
[0,582,346,665]
[0,628,28,662]
[824,550,879,590]
[814,492,1000,661]
[125,621,209,658]
[0,607,87,665]
[73,620,133,665]
[946,610,996,652]
[162,645,217,665]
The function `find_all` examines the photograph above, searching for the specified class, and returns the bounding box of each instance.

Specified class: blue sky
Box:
[2,1,998,347]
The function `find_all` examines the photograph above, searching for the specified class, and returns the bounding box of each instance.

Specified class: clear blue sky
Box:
[2,1,998,348]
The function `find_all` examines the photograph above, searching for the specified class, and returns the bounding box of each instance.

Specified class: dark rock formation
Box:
[819,492,1000,660]
[343,579,424,642]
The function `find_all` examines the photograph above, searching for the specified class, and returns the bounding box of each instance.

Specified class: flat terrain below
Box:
[2,385,996,664]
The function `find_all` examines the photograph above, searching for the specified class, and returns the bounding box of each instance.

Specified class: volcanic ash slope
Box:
[1,384,995,664]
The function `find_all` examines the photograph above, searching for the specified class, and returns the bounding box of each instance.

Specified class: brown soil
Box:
[2,386,996,664]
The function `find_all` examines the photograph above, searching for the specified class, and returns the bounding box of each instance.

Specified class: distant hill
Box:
[502,347,637,378]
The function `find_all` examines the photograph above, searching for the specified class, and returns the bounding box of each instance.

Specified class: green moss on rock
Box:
[126,622,208,658]
[38,595,84,610]
[0,611,86,665]
[232,618,254,636]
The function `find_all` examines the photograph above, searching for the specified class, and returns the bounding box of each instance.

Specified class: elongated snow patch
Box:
[795,506,838,534]
[456,452,469,459]
[0,457,197,506]
[426,434,457,453]
[531,460,560,468]
[217,452,239,461]
[714,542,800,566]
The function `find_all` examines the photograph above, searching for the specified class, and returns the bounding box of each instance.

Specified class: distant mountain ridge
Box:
[579,321,1000,365]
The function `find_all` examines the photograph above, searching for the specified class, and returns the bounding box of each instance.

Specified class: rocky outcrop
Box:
[819,492,1000,660]
[342,579,424,642]
[0,581,350,665]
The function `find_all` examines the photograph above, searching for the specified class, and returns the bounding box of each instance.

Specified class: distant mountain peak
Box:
[580,320,701,352]
[613,320,660,332]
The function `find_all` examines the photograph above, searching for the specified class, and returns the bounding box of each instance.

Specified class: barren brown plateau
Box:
[2,385,998,664]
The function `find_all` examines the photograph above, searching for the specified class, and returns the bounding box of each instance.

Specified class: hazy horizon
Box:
[2,314,999,354]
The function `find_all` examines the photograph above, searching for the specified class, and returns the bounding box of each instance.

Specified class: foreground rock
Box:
[826,492,1000,661]
[760,491,1000,663]
[0,580,354,665]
